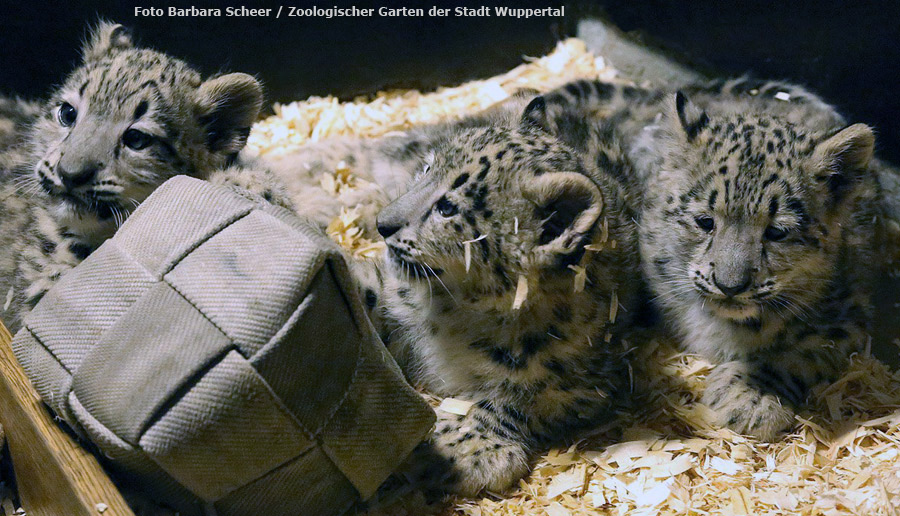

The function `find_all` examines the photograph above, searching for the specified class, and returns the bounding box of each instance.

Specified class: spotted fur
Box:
[0,95,40,153]
[543,77,883,440]
[0,22,290,332]
[312,95,643,497]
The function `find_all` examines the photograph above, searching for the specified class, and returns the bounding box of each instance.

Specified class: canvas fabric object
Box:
[11,176,435,515]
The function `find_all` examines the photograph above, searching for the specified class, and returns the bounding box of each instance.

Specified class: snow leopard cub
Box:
[0,22,289,332]
[542,78,882,440]
[335,95,643,497]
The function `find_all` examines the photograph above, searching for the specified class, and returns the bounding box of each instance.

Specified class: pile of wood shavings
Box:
[368,338,900,516]
[433,339,900,516]
[246,38,617,158]
[247,39,900,515]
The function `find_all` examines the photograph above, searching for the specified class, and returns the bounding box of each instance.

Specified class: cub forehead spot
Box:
[133,100,149,120]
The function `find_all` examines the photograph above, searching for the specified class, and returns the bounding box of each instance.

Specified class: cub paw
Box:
[401,413,530,497]
[208,166,294,210]
[703,361,796,441]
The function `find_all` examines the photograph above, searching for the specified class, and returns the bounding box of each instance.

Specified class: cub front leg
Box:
[402,402,530,498]
[703,360,796,441]
[703,325,861,440]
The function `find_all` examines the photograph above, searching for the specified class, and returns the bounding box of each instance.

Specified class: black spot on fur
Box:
[478,237,490,261]
[735,318,763,331]
[472,185,489,212]
[133,100,148,120]
[675,92,709,141]
[521,331,550,355]
[490,348,528,369]
[708,190,718,211]
[622,86,642,99]
[494,264,511,289]
[477,156,491,181]
[451,173,470,189]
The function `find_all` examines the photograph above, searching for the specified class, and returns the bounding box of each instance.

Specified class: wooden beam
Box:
[0,321,134,516]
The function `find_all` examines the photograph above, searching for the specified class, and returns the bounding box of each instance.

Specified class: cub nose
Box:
[58,164,100,189]
[376,219,402,238]
[713,273,752,297]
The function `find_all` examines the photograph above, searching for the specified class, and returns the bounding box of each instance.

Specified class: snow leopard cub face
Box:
[376,117,606,306]
[648,92,875,324]
[29,21,263,240]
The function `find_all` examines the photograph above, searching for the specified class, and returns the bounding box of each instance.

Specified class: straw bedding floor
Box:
[249,39,900,515]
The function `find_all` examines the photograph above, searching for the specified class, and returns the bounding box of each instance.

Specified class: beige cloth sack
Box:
[12,176,434,515]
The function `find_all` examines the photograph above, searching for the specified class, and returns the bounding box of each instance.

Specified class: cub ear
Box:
[812,123,875,205]
[521,95,551,131]
[523,172,604,265]
[82,21,133,63]
[669,91,709,142]
[195,73,263,155]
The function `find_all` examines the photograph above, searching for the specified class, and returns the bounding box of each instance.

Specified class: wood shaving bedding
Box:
[246,39,618,158]
[249,38,900,515]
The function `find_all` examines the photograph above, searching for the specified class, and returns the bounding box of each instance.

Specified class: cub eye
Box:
[695,215,715,233]
[57,102,77,127]
[435,196,458,217]
[122,129,152,150]
[764,225,788,241]
[423,164,431,174]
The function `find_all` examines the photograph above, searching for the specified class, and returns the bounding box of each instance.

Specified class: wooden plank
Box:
[0,321,134,516]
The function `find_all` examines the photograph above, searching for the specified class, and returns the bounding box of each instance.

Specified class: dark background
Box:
[2,0,899,160]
